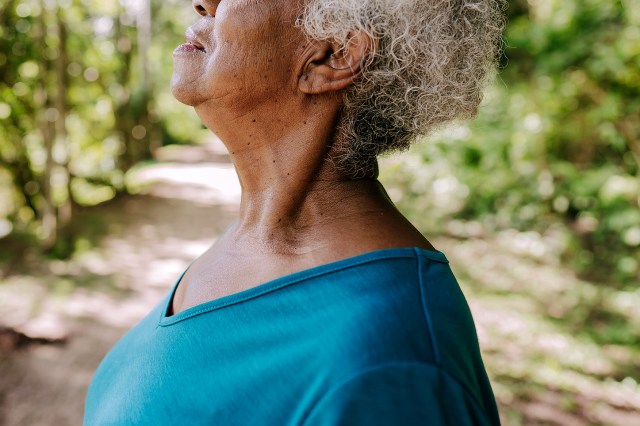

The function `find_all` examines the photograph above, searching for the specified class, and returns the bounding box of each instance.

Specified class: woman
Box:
[85,0,505,424]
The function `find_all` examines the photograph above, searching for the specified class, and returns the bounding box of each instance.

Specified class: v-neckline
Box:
[158,247,447,326]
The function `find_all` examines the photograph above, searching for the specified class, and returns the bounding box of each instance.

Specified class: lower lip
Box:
[174,43,205,54]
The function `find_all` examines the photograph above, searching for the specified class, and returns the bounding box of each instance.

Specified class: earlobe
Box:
[298,31,376,95]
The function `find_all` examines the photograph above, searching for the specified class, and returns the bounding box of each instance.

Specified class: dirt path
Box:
[0,140,240,426]
[1,140,639,425]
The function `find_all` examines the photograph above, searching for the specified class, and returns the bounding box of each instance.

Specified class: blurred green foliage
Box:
[382,0,640,285]
[0,0,204,253]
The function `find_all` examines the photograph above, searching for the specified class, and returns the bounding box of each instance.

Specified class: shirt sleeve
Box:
[302,363,497,426]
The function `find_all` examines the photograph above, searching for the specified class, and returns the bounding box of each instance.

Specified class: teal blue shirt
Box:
[85,248,499,425]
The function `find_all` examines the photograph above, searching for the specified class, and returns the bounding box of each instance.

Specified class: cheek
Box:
[210,37,287,90]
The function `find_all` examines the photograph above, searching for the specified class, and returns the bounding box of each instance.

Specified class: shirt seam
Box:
[415,247,442,365]
[299,361,492,426]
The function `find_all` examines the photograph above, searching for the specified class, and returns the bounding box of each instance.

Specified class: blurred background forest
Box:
[1,0,639,424]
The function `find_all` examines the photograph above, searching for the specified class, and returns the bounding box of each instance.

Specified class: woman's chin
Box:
[170,75,202,106]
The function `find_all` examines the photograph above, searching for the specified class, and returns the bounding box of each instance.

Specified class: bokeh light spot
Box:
[16,3,32,17]
[15,19,31,33]
[0,103,12,119]
[18,61,39,78]
[67,62,82,77]
[13,82,29,96]
[45,107,60,122]
[132,125,147,140]
[84,67,99,82]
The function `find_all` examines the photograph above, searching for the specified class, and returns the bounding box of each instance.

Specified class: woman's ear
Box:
[298,30,376,95]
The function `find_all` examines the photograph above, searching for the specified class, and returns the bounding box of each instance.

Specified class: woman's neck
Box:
[226,119,386,253]
[193,89,431,256]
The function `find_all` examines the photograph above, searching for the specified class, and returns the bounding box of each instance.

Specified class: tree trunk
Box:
[54,6,72,230]
[37,0,57,249]
[114,4,134,172]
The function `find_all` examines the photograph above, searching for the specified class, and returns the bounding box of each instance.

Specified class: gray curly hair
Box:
[298,0,506,179]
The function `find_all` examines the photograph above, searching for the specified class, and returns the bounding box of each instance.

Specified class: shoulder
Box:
[302,248,500,424]
[315,247,470,353]
[306,248,478,367]
[305,248,450,361]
